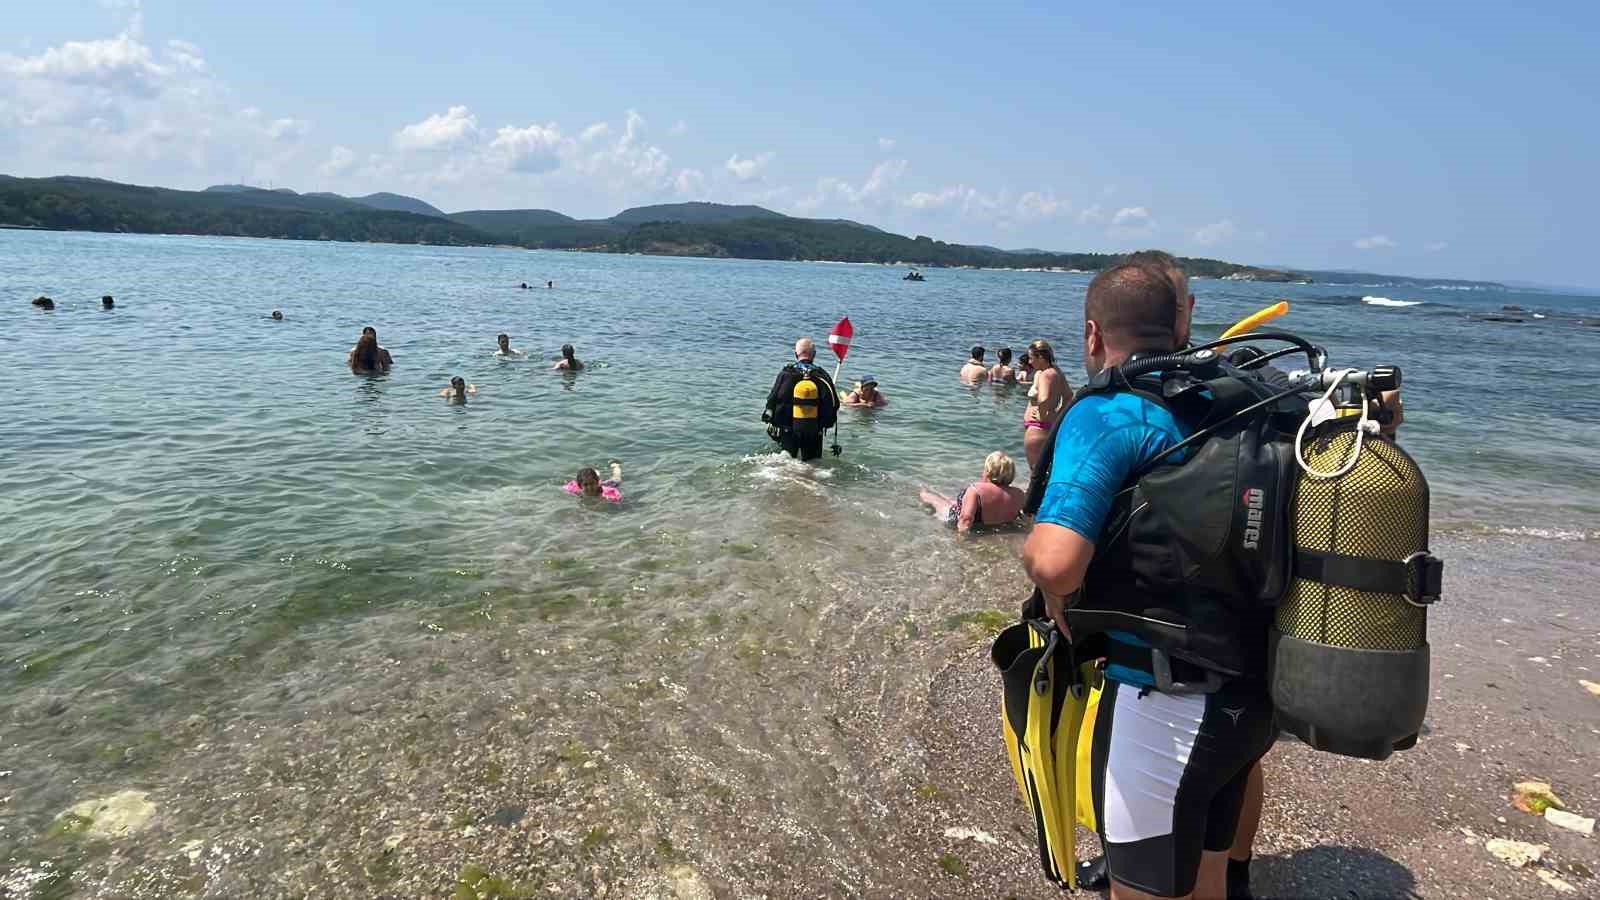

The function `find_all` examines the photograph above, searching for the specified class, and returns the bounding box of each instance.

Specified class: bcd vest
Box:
[1025,360,1299,681]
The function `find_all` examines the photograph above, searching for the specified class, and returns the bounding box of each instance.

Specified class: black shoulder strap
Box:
[1023,370,1172,516]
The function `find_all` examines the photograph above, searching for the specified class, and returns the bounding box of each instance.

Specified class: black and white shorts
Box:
[1090,678,1276,898]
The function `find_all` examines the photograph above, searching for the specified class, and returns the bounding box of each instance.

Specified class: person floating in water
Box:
[439,376,477,403]
[960,346,987,384]
[843,373,888,407]
[496,333,526,357]
[271,309,284,321]
[554,343,583,370]
[762,337,840,461]
[547,280,554,289]
[31,296,54,310]
[101,295,115,310]
[565,461,623,502]
[919,451,1026,533]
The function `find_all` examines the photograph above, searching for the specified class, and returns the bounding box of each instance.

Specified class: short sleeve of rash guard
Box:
[1033,393,1188,541]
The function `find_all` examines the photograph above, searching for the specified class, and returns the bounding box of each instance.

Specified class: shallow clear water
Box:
[2,230,1599,845]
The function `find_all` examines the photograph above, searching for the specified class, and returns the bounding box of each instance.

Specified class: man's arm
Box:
[763,370,788,421]
[1022,524,1096,636]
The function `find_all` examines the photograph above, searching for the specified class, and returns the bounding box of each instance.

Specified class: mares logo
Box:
[1241,487,1265,550]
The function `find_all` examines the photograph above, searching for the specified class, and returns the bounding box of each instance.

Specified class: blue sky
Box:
[3,1,1597,286]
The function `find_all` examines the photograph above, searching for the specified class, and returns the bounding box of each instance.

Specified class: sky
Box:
[2,1,1597,287]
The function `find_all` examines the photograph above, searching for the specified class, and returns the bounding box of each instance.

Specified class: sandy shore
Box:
[4,532,1597,898]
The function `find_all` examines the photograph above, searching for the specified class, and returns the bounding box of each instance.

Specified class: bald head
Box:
[794,338,816,361]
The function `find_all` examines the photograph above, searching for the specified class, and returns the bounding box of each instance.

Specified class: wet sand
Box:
[4,532,1597,898]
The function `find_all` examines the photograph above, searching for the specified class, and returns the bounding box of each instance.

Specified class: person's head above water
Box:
[271,309,283,320]
[997,347,1012,365]
[562,343,576,361]
[362,326,378,339]
[101,295,114,309]
[32,296,54,310]
[794,338,816,362]
[1083,262,1179,375]
[970,345,986,363]
[351,333,381,371]
[575,466,602,496]
[1026,339,1055,368]
[855,374,880,397]
[1123,248,1194,347]
[982,451,1017,487]
[497,333,511,351]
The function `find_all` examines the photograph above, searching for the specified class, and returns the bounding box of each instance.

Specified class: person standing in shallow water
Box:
[349,327,393,370]
[439,376,477,403]
[349,333,384,374]
[496,333,526,357]
[989,347,1017,384]
[1022,339,1070,469]
[960,346,987,383]
[762,337,840,461]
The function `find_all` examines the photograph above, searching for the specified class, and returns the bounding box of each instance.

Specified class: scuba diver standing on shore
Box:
[762,337,841,461]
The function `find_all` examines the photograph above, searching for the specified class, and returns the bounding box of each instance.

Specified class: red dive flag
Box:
[828,317,853,361]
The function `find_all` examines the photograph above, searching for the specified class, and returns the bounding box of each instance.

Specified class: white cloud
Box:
[393,105,478,151]
[1015,191,1062,221]
[877,137,895,151]
[1111,206,1149,227]
[488,122,567,173]
[1193,219,1236,246]
[319,145,356,177]
[266,117,309,140]
[1,34,168,95]
[725,151,775,182]
[1077,204,1106,225]
[674,167,705,197]
[579,122,610,142]
[1353,234,1396,250]
[904,185,967,210]
[1424,240,1448,252]
[1106,206,1156,240]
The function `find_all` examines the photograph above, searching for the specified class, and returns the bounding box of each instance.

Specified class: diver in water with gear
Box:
[1022,262,1282,900]
[761,337,841,461]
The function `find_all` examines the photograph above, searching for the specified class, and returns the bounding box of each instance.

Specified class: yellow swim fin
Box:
[992,618,1092,888]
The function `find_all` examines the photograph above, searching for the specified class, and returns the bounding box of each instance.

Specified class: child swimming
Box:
[564,461,623,502]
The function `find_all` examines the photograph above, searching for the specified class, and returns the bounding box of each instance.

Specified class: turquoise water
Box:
[3,230,1600,846]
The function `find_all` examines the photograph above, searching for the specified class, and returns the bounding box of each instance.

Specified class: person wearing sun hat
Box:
[843,373,887,407]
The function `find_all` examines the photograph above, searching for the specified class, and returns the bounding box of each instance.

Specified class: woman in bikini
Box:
[1022,339,1070,469]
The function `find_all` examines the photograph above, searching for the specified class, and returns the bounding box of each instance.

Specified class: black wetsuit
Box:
[762,361,839,460]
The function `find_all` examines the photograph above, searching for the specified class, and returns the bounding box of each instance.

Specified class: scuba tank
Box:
[1269,367,1442,760]
[791,367,821,438]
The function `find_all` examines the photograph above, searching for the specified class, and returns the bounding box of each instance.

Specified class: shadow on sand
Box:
[1253,846,1419,899]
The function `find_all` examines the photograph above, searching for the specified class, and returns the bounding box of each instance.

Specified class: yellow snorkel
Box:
[1219,300,1289,341]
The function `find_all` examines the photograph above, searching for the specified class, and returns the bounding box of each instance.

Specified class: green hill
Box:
[610,202,787,226]
[0,176,488,245]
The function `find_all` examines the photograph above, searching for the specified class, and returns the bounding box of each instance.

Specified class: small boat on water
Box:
[903,270,925,282]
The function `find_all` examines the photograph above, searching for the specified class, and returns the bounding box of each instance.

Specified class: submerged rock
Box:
[55,789,157,839]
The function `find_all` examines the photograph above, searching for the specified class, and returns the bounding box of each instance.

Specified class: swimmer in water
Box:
[988,347,1016,384]
[439,376,477,403]
[32,296,55,310]
[843,374,888,407]
[495,333,526,357]
[547,280,554,289]
[271,309,284,320]
[348,327,393,370]
[565,461,623,502]
[959,346,987,384]
[101,295,115,310]
[553,343,583,370]
[349,333,385,374]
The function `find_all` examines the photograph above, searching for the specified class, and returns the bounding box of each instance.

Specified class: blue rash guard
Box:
[1034,389,1193,688]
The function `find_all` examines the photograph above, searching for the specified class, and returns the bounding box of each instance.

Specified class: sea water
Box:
[2,230,1599,850]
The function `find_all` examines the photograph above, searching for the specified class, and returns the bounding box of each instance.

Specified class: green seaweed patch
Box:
[47,813,95,839]
[944,609,1013,638]
[580,825,612,852]
[556,740,589,764]
[902,617,921,640]
[17,639,104,684]
[600,623,629,644]
[937,852,969,878]
[540,556,587,572]
[703,611,724,631]
[483,761,504,785]
[654,837,680,860]
[722,542,761,558]
[705,783,734,804]
[429,661,449,675]
[453,864,537,900]
[915,783,941,800]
